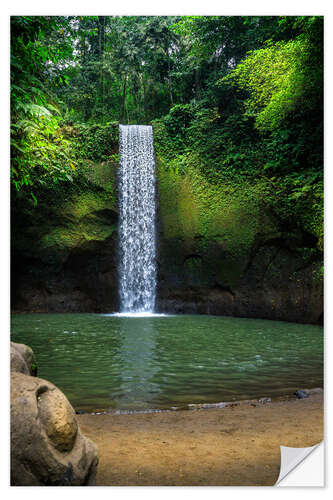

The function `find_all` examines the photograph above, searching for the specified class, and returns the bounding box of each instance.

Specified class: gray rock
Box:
[11,341,37,376]
[11,371,98,485]
[295,389,309,399]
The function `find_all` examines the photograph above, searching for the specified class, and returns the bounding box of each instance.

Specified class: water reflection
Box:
[11,313,323,411]
[115,318,161,408]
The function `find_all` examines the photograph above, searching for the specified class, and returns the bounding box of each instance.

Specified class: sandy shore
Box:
[77,390,323,486]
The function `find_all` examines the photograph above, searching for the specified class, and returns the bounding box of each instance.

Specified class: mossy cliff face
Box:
[11,153,323,323]
[156,163,323,323]
[11,161,120,313]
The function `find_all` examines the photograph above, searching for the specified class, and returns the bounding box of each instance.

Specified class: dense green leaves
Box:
[10,15,323,252]
[221,37,319,132]
[11,16,77,200]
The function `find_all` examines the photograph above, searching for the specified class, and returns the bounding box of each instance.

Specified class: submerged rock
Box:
[11,371,98,485]
[11,341,37,376]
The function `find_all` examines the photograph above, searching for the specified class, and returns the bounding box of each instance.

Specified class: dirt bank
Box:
[77,391,323,486]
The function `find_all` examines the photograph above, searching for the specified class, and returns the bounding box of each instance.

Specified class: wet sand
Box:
[77,390,323,486]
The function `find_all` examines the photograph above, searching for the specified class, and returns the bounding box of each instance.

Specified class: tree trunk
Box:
[121,76,127,122]
[98,17,106,109]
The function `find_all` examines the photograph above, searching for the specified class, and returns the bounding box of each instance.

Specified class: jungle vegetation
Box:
[10,16,324,251]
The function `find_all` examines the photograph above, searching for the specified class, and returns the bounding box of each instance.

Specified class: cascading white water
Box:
[118,124,157,313]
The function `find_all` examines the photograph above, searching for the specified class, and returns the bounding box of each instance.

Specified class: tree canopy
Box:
[10,15,323,249]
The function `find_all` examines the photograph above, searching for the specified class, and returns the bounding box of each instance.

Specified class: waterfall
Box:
[118,125,157,313]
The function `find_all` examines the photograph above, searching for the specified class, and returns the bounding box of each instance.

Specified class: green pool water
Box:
[11,313,323,411]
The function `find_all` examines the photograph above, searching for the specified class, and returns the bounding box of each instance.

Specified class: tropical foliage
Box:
[10,15,323,253]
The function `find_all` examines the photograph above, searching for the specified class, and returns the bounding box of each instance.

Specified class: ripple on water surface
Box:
[11,313,323,411]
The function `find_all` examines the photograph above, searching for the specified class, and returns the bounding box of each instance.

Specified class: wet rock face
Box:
[11,235,119,314]
[11,341,37,376]
[157,240,323,324]
[10,372,98,485]
[10,164,323,323]
[11,233,323,323]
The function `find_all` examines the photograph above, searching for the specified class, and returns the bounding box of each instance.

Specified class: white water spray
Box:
[118,125,157,313]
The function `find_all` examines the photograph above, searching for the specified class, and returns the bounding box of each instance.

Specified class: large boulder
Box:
[11,371,98,485]
[11,341,37,376]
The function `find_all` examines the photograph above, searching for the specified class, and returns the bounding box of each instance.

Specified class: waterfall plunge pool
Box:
[11,313,323,412]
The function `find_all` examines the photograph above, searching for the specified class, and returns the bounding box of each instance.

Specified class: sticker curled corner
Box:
[276,441,324,487]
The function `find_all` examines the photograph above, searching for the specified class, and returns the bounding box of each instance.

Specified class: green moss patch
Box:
[158,162,277,252]
[157,161,280,286]
[12,165,118,266]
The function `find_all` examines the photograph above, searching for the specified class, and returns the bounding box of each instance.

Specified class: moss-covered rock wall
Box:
[11,159,120,313]
[156,162,323,323]
[11,128,323,323]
